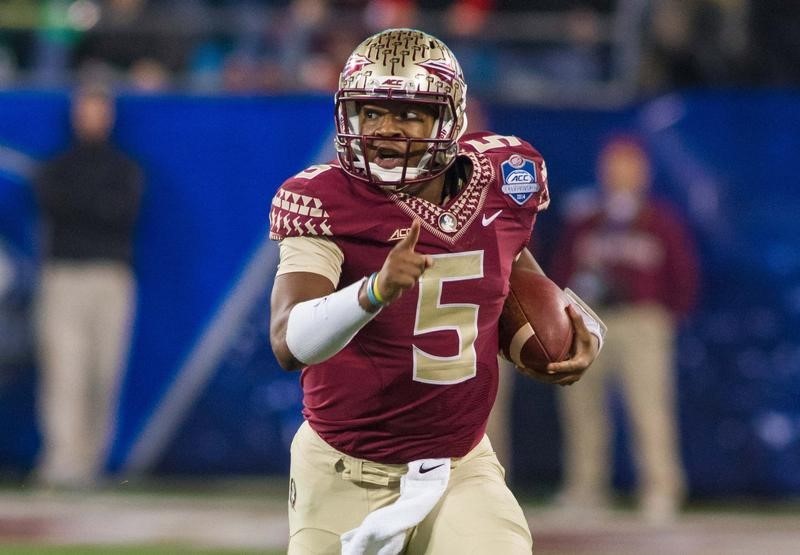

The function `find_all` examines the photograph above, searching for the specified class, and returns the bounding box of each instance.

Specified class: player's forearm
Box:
[271,272,333,370]
[269,310,304,371]
[278,278,383,368]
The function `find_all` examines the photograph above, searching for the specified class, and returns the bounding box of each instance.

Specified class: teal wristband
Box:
[365,272,383,308]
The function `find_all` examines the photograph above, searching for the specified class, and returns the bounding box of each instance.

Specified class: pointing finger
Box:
[397,219,421,251]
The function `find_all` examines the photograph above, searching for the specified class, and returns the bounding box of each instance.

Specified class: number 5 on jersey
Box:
[413,251,484,385]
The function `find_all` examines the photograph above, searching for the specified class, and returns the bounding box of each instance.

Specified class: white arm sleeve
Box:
[285,278,381,366]
[564,288,607,351]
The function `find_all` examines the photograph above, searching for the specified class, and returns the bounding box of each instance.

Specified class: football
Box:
[498,267,574,374]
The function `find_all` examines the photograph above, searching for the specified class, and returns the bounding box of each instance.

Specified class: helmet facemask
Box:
[335,89,461,191]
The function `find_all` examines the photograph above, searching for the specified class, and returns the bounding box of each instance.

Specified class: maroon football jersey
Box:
[270,131,550,463]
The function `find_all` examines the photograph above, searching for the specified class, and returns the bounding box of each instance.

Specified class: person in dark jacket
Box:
[34,84,143,489]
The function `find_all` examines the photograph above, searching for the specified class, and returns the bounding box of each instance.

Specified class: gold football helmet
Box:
[334,28,468,190]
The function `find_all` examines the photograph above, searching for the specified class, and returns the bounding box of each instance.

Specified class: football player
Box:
[269,28,603,554]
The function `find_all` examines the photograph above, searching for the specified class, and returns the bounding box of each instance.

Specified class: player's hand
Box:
[541,305,600,386]
[376,219,433,305]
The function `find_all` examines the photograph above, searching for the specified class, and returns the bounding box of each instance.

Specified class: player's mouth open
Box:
[373,147,405,169]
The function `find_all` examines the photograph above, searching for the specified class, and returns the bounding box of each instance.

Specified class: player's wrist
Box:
[372,272,386,303]
[361,272,385,312]
[563,287,607,351]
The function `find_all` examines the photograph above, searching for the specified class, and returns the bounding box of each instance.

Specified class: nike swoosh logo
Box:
[419,463,445,474]
[482,209,503,226]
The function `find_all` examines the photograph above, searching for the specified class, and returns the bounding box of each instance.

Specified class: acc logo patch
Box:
[389,227,411,241]
[500,154,539,205]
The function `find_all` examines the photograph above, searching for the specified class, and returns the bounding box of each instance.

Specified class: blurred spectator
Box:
[277,0,330,89]
[74,0,197,87]
[1,0,796,97]
[532,2,605,85]
[215,0,360,94]
[128,57,172,91]
[445,0,493,38]
[638,0,702,92]
[186,40,226,92]
[221,52,263,92]
[30,0,84,86]
[301,26,365,91]
[0,44,17,86]
[639,0,752,93]
[444,0,497,96]
[550,134,700,524]
[297,52,340,91]
[274,0,363,92]
[363,0,418,31]
[33,83,143,489]
[749,0,800,85]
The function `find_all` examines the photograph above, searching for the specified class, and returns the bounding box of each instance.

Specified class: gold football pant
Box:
[35,261,134,487]
[557,303,686,510]
[288,421,533,554]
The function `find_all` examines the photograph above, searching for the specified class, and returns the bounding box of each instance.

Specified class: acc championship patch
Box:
[500,155,539,205]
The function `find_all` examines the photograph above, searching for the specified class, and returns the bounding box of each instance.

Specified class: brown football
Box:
[498,267,574,374]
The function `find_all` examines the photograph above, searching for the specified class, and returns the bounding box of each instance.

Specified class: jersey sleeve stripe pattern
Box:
[270,188,333,240]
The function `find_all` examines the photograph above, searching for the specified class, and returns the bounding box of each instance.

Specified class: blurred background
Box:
[1,0,799,553]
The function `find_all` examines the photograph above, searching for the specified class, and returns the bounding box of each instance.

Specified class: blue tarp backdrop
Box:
[0,91,798,496]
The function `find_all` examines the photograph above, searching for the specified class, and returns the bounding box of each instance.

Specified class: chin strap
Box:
[354,159,427,185]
